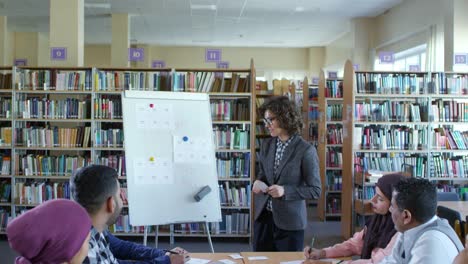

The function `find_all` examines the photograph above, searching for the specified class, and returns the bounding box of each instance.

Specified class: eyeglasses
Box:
[262,117,277,126]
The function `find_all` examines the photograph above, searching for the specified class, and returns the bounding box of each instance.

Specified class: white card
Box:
[248,256,268,260]
[229,254,243,259]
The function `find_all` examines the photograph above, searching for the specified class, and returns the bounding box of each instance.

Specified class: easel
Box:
[143,222,215,253]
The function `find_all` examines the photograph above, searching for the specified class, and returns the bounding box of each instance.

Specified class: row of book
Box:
[0,155,10,175]
[431,155,468,178]
[16,70,93,91]
[326,196,342,214]
[0,210,10,232]
[15,97,90,119]
[326,171,342,191]
[95,154,126,176]
[0,127,11,145]
[15,126,92,148]
[309,123,318,145]
[95,71,171,91]
[325,80,343,98]
[433,128,468,150]
[0,98,11,118]
[354,153,426,178]
[212,125,249,150]
[432,99,468,123]
[355,73,427,95]
[0,181,11,202]
[0,73,12,89]
[94,128,124,148]
[309,105,319,121]
[219,182,251,207]
[255,125,269,135]
[14,181,70,205]
[216,152,250,179]
[355,101,423,122]
[14,154,91,176]
[327,126,343,145]
[327,104,342,121]
[355,186,376,200]
[173,72,250,93]
[94,96,122,119]
[355,125,428,151]
[326,148,343,168]
[210,99,250,121]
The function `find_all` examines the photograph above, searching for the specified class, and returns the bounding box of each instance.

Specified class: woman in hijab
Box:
[303,173,407,263]
[7,199,92,264]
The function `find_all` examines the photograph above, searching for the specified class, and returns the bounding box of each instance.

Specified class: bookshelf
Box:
[341,59,468,238]
[317,71,343,221]
[0,66,12,234]
[1,61,256,240]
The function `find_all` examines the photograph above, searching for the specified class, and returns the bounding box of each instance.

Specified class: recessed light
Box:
[191,4,217,10]
[295,6,304,12]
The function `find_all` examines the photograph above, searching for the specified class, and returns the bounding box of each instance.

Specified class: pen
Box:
[336,260,344,264]
[308,237,315,254]
[164,249,180,255]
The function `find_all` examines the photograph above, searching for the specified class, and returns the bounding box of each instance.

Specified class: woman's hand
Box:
[303,246,326,259]
[267,185,284,198]
[253,180,268,194]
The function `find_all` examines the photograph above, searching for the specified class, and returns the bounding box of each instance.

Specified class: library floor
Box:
[0,205,342,262]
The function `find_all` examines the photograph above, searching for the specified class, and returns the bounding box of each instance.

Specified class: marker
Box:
[336,260,344,264]
[308,237,315,254]
[149,103,154,108]
[149,157,154,162]
[183,136,189,142]
[163,249,179,255]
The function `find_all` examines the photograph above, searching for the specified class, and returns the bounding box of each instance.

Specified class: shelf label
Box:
[454,53,468,65]
[51,47,67,61]
[206,48,221,62]
[353,64,359,70]
[378,51,394,64]
[216,61,229,77]
[328,71,338,79]
[409,65,420,71]
[129,48,145,62]
[311,77,319,85]
[152,60,166,68]
[14,59,27,66]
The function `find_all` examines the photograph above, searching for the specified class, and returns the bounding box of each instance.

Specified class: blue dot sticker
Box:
[183,136,189,142]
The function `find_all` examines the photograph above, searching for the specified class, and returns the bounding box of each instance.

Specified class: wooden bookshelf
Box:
[1,61,256,240]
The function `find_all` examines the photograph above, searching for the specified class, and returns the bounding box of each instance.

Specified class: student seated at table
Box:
[381,177,464,263]
[453,234,468,264]
[7,199,92,264]
[71,164,189,264]
[303,173,406,263]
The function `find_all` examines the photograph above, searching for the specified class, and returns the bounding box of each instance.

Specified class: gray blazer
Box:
[254,136,321,231]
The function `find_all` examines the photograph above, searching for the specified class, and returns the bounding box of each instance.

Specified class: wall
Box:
[84,44,111,67]
[14,32,39,66]
[324,31,354,74]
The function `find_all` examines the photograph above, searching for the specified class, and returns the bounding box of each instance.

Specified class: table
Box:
[190,253,244,263]
[438,201,468,218]
[189,252,350,264]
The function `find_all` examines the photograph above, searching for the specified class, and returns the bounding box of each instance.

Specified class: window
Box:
[374,44,427,71]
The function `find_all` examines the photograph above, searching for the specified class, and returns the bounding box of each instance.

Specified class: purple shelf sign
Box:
[353,64,359,70]
[14,59,27,66]
[311,77,319,85]
[215,61,229,78]
[409,65,420,72]
[454,53,468,65]
[51,47,67,61]
[129,48,144,62]
[379,51,394,64]
[328,71,338,79]
[206,49,221,62]
[152,60,166,68]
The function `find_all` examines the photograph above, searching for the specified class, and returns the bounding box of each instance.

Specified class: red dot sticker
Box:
[149,103,154,108]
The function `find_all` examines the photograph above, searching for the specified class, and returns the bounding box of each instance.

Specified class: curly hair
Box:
[393,177,437,223]
[259,96,303,135]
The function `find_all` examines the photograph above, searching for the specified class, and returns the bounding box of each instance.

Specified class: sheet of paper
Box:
[185,258,211,264]
[135,103,175,130]
[280,261,302,264]
[248,256,268,260]
[229,254,243,259]
[253,180,268,192]
[173,135,212,164]
[218,259,237,264]
[133,157,173,184]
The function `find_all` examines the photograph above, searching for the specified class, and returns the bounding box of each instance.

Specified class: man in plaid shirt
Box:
[71,165,188,264]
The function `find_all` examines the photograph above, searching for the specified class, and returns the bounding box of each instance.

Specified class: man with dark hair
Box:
[71,165,188,264]
[381,178,463,263]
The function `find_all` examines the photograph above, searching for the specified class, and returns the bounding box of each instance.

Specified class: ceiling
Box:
[0,0,404,47]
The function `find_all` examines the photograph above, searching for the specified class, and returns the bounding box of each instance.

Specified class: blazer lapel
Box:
[274,137,299,182]
[265,139,276,185]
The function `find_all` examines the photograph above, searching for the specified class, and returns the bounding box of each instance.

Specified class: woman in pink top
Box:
[304,173,406,264]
